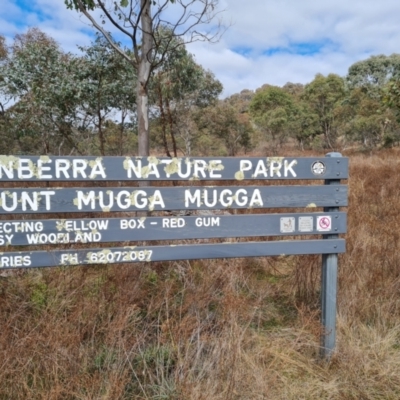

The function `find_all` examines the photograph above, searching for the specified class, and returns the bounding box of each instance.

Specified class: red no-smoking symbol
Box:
[319,217,331,229]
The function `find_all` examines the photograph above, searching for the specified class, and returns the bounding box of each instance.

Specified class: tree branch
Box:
[76,0,136,67]
[97,0,134,40]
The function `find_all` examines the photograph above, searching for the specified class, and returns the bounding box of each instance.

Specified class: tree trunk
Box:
[137,0,153,158]
[166,97,177,157]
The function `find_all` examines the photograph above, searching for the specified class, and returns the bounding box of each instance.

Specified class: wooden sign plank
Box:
[0,156,348,181]
[0,185,348,214]
[0,239,346,269]
[0,212,347,246]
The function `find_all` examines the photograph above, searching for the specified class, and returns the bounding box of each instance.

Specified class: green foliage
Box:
[64,0,96,11]
[303,73,346,149]
[1,29,138,155]
[195,101,253,156]
[383,79,400,129]
[30,280,48,312]
[249,85,302,149]
[151,29,222,156]
[347,54,400,98]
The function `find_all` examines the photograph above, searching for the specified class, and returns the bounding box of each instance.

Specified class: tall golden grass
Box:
[1,150,400,399]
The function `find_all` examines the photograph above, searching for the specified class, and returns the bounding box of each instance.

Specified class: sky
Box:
[3,0,400,97]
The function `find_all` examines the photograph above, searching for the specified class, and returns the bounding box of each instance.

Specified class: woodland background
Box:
[3,28,400,158]
[1,27,400,399]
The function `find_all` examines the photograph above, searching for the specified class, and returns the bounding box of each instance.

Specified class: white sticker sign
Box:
[299,216,313,232]
[280,217,295,233]
[317,216,332,232]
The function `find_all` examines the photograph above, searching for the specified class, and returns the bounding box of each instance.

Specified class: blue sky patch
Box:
[233,39,338,58]
[263,40,337,56]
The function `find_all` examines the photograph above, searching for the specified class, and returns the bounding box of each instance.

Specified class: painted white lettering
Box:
[209,160,223,178]
[18,159,33,179]
[55,159,71,178]
[2,223,11,233]
[149,190,165,209]
[21,192,38,211]
[0,256,31,267]
[90,160,106,178]
[39,191,55,210]
[160,159,173,177]
[147,163,160,178]
[60,253,78,264]
[76,191,95,210]
[240,160,252,173]
[134,190,147,209]
[284,160,297,177]
[0,161,14,179]
[37,159,52,179]
[220,189,233,207]
[72,159,88,178]
[172,218,185,228]
[116,191,130,209]
[254,160,268,178]
[195,217,220,227]
[204,189,218,208]
[178,160,191,178]
[235,189,248,206]
[1,256,9,267]
[185,189,201,207]
[0,221,43,233]
[126,160,142,178]
[270,161,282,177]
[99,191,113,209]
[1,192,18,211]
[249,189,263,206]
[193,160,207,178]
[97,220,108,230]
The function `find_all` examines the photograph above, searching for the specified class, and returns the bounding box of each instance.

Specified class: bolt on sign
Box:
[0,154,348,358]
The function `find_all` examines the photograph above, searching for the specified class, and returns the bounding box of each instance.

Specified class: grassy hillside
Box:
[1,150,400,399]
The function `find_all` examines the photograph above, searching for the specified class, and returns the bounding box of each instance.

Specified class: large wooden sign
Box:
[0,186,347,214]
[0,212,347,246]
[0,153,348,358]
[0,156,348,181]
[0,154,348,268]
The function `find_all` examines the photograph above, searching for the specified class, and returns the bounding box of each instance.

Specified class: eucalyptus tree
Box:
[303,74,346,149]
[76,35,137,155]
[195,101,252,156]
[249,85,297,149]
[151,32,222,156]
[347,54,400,97]
[344,87,400,147]
[65,0,224,157]
[2,28,83,154]
[2,28,138,155]
[0,36,8,117]
[0,35,13,153]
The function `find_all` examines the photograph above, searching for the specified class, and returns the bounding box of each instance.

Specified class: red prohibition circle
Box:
[319,217,330,229]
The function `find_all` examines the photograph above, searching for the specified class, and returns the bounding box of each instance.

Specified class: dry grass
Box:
[2,150,400,399]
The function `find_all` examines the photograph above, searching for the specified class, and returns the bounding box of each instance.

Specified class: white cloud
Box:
[3,0,400,97]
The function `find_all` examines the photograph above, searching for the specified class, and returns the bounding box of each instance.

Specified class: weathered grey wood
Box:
[0,185,348,214]
[0,155,349,181]
[320,152,341,360]
[0,239,346,269]
[0,212,347,246]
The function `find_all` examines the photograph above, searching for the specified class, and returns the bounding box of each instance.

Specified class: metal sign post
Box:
[320,153,343,359]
